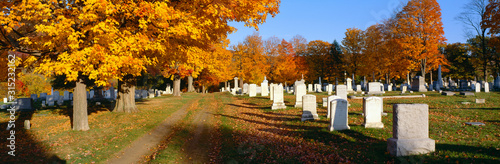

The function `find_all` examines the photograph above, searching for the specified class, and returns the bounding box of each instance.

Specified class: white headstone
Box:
[363,97,384,128]
[475,83,481,93]
[346,78,353,92]
[270,84,275,100]
[327,95,341,118]
[249,84,257,97]
[484,82,489,92]
[322,97,327,107]
[3,98,7,103]
[243,83,249,94]
[308,84,313,92]
[261,83,269,96]
[401,85,407,94]
[335,85,347,100]
[329,99,350,131]
[294,84,307,108]
[327,84,333,95]
[367,82,383,94]
[301,94,319,121]
[271,84,286,110]
[387,104,435,156]
[411,76,427,92]
[356,85,361,92]
[388,84,393,91]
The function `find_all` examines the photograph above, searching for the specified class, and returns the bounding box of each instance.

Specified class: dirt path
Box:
[182,94,218,163]
[107,96,202,164]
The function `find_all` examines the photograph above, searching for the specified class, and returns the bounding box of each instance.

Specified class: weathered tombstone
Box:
[110,86,116,100]
[63,91,70,100]
[475,83,481,93]
[387,84,393,91]
[261,78,269,96]
[335,85,347,100]
[41,100,46,107]
[53,91,60,100]
[249,84,257,97]
[322,97,327,107]
[460,92,474,96]
[484,82,489,93]
[294,84,307,108]
[356,85,361,92]
[135,90,141,99]
[327,84,333,95]
[326,95,341,118]
[243,83,249,94]
[329,99,350,131]
[57,96,64,106]
[271,84,286,110]
[46,95,55,106]
[15,98,34,111]
[367,82,383,94]
[31,94,38,100]
[141,90,148,98]
[346,78,353,92]
[387,104,435,156]
[363,97,384,128]
[308,84,313,92]
[436,65,443,91]
[233,77,239,92]
[3,98,7,103]
[39,93,47,100]
[293,80,304,95]
[270,84,275,100]
[475,99,485,103]
[411,76,427,92]
[301,94,319,121]
[89,90,95,99]
[401,85,407,94]
[315,84,322,92]
[104,89,111,99]
[441,91,455,96]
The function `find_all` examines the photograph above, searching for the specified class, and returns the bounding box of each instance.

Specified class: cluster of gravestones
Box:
[1,85,176,111]
[229,76,442,157]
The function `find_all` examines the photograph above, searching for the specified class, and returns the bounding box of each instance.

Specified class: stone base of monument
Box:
[387,138,435,156]
[301,113,319,121]
[329,124,350,131]
[364,122,384,128]
[294,102,302,108]
[271,103,286,110]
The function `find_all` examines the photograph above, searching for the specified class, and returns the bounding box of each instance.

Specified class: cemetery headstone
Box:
[110,86,116,100]
[308,84,313,92]
[15,98,34,112]
[63,91,70,100]
[387,104,435,156]
[243,83,249,94]
[484,82,489,92]
[335,85,347,100]
[475,83,481,93]
[31,94,38,100]
[329,98,350,131]
[327,84,333,95]
[271,84,287,110]
[367,82,383,94]
[411,76,427,92]
[322,97,327,107]
[261,79,269,96]
[270,84,275,100]
[294,84,307,108]
[346,78,353,92]
[39,93,47,100]
[475,99,485,104]
[301,94,319,121]
[363,97,384,128]
[249,84,257,97]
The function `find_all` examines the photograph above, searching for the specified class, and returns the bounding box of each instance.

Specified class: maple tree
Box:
[443,43,475,79]
[231,33,269,84]
[270,39,302,86]
[483,0,500,34]
[341,28,365,78]
[1,0,280,130]
[395,0,447,82]
[303,40,330,83]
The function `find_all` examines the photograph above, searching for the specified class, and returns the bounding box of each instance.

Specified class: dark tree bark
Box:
[114,75,139,113]
[173,75,181,96]
[73,78,89,131]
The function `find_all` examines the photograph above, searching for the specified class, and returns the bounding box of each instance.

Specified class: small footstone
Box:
[441,91,455,96]
[475,99,485,104]
[461,102,470,105]
[460,92,474,96]
[465,122,485,126]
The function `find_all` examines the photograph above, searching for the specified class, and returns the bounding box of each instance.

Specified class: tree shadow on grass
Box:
[0,115,66,163]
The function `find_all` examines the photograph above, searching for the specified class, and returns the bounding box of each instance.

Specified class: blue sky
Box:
[227,0,469,47]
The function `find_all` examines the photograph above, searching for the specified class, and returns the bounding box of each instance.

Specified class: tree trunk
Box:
[239,78,243,90]
[73,78,89,131]
[173,75,181,96]
[202,85,206,94]
[420,58,427,81]
[114,75,139,113]
[187,76,195,92]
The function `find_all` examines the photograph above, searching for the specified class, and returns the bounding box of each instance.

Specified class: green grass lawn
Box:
[228,91,500,163]
[0,93,200,163]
